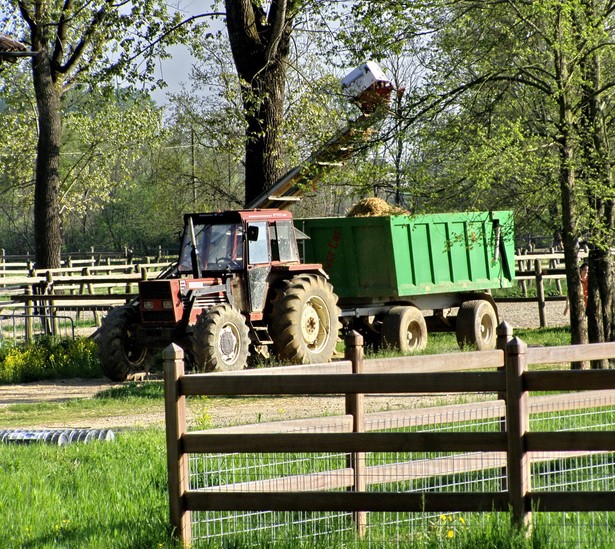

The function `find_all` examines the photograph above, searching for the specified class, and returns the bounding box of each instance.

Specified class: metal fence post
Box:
[505,336,532,531]
[164,343,191,547]
[46,270,58,336]
[24,286,33,342]
[345,331,366,537]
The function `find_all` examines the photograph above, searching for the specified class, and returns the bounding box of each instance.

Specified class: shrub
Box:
[0,337,102,383]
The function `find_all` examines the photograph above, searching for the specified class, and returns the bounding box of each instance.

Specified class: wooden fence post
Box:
[505,337,532,531]
[550,247,563,295]
[496,322,513,491]
[83,267,101,326]
[345,331,366,537]
[534,259,546,328]
[163,343,191,547]
[518,249,528,297]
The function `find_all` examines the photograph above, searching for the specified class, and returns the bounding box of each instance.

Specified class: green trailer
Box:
[298,210,514,351]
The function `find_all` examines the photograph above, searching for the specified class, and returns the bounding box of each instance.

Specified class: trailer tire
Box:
[97,306,153,382]
[455,300,497,350]
[382,305,428,352]
[191,304,250,372]
[270,274,341,364]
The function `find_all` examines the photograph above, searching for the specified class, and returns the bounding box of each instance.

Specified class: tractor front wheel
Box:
[97,306,153,382]
[191,304,250,372]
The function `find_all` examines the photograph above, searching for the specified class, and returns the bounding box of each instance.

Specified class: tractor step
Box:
[250,323,273,344]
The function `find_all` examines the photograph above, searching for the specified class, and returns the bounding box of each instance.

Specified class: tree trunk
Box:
[242,65,288,205]
[557,96,588,367]
[224,0,292,207]
[31,47,62,268]
[561,160,589,369]
[577,20,615,368]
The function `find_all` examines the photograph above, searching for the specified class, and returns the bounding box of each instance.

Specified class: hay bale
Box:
[346,197,409,217]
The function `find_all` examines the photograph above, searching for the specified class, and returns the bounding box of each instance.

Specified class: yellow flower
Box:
[447,530,454,538]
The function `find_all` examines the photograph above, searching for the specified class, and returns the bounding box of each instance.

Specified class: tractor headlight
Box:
[162,300,174,310]
[143,300,155,310]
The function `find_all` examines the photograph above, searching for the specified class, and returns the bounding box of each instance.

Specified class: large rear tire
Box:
[97,306,153,382]
[455,299,497,350]
[270,274,341,364]
[382,305,428,352]
[191,304,250,372]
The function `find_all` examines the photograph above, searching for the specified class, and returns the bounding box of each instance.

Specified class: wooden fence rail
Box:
[164,323,615,546]
[0,261,173,335]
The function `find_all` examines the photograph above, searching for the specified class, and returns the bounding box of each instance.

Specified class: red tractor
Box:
[97,62,395,381]
[97,209,341,381]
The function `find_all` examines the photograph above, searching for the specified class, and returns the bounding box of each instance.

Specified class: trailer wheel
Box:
[97,306,153,382]
[191,304,250,372]
[270,274,341,364]
[455,300,497,350]
[382,306,428,352]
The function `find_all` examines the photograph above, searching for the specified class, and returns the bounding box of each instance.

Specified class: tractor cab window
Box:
[270,220,299,262]
[178,222,244,273]
[247,221,269,264]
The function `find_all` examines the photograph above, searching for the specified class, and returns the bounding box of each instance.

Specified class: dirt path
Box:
[0,378,121,406]
[0,378,465,430]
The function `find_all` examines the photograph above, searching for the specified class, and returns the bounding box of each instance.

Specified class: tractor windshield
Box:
[178,222,244,274]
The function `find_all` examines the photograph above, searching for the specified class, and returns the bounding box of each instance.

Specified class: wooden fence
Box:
[0,248,599,339]
[0,249,573,327]
[0,247,171,265]
[0,260,173,334]
[164,324,615,546]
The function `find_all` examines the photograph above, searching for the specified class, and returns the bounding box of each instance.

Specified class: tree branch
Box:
[56,0,115,77]
[125,12,225,64]
[52,0,73,70]
[264,0,288,63]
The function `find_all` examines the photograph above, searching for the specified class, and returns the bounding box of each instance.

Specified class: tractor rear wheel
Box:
[382,305,428,352]
[270,274,341,364]
[97,306,153,382]
[191,304,250,372]
[455,299,497,350]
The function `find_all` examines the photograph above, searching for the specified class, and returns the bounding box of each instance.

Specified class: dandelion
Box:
[447,529,454,538]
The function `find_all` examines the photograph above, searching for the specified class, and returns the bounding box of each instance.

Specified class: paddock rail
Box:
[164,323,615,546]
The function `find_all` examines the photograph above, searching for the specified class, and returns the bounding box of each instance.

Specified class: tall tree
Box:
[1,1,193,267]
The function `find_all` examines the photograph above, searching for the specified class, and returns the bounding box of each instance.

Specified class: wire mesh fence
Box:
[188,398,615,547]
[0,312,76,344]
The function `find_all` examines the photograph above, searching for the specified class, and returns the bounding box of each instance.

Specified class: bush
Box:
[0,337,102,383]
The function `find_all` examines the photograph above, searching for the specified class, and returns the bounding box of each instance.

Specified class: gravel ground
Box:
[496,299,569,330]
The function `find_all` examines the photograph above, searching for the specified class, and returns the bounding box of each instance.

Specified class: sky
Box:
[150,43,194,105]
[150,1,223,106]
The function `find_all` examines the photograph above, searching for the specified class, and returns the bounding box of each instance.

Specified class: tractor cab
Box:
[176,209,304,278]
